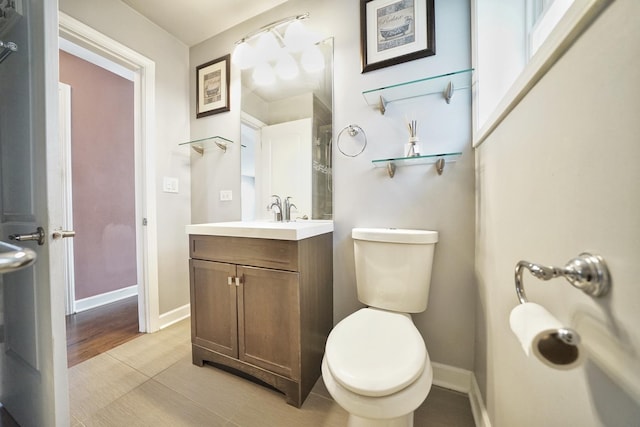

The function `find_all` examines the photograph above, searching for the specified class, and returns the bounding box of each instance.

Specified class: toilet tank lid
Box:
[352,228,438,244]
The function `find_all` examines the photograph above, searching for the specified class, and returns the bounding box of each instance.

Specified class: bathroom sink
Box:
[185,220,333,241]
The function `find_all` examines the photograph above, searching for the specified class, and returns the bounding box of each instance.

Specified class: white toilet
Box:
[322,227,438,427]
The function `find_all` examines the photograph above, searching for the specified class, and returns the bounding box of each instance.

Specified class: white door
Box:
[258,118,312,219]
[58,83,76,315]
[0,1,69,426]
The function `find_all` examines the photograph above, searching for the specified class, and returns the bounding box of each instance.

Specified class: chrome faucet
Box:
[283,196,297,222]
[267,195,282,222]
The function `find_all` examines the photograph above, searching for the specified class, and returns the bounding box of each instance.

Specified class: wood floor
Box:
[66,296,142,367]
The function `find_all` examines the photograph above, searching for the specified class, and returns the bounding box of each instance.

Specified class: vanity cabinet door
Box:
[237,265,301,380]
[190,259,238,358]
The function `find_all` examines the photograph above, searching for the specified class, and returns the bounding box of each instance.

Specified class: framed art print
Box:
[360,0,435,73]
[196,54,230,118]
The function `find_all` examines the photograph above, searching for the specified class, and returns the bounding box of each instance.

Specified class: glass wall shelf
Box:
[362,68,473,114]
[372,152,462,178]
[179,136,233,155]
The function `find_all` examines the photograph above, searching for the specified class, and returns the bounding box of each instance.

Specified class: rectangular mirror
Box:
[240,37,333,221]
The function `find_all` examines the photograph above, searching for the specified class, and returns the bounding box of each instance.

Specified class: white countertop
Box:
[186,220,333,241]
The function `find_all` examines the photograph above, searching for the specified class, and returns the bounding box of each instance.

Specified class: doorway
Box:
[59,46,143,364]
[59,47,138,314]
[58,12,160,333]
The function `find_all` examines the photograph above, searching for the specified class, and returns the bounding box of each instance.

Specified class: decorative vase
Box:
[406,136,420,157]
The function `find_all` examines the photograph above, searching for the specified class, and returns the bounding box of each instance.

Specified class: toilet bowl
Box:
[323,228,438,426]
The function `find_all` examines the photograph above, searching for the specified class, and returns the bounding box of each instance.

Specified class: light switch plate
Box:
[220,190,233,201]
[163,177,179,193]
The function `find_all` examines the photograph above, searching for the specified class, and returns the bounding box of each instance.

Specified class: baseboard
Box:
[431,363,492,427]
[469,374,492,427]
[432,362,471,393]
[74,285,137,313]
[159,304,190,329]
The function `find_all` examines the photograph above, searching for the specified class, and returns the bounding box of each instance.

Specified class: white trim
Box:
[59,12,160,333]
[432,362,472,393]
[74,285,138,313]
[45,2,71,424]
[529,0,575,57]
[472,0,613,148]
[240,111,267,129]
[159,304,191,330]
[469,374,492,427]
[59,37,134,81]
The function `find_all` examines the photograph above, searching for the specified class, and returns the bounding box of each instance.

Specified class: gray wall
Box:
[190,0,475,370]
[475,0,640,425]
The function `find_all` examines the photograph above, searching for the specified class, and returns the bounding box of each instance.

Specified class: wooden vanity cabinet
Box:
[189,233,333,407]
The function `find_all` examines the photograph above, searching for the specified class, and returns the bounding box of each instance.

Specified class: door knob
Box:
[52,230,76,240]
[0,241,37,274]
[9,227,46,246]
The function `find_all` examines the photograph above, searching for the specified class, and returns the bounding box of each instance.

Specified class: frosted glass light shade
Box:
[284,20,323,53]
[284,20,309,52]
[275,52,299,80]
[232,41,255,70]
[301,45,325,73]
[255,31,280,63]
[252,62,276,86]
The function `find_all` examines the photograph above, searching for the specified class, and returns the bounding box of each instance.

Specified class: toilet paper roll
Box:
[509,302,584,370]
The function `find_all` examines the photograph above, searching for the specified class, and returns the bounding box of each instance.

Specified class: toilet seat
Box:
[325,308,426,397]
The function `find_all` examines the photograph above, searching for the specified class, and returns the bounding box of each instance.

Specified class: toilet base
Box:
[348,413,413,427]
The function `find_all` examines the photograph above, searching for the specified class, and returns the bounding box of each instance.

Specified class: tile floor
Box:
[69,319,475,426]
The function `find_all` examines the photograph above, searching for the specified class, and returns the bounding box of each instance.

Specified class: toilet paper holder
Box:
[514,252,611,346]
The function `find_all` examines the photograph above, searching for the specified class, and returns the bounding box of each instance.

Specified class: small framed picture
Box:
[196,54,230,118]
[360,0,435,73]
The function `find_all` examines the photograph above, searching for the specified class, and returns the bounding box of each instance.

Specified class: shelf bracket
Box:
[444,81,454,104]
[215,141,228,152]
[189,141,228,156]
[387,162,396,178]
[435,158,445,175]
[378,95,387,115]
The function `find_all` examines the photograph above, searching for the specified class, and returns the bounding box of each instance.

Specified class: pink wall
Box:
[59,51,137,301]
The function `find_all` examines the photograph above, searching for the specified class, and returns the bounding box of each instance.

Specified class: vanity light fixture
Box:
[252,62,276,86]
[275,52,299,80]
[232,12,323,85]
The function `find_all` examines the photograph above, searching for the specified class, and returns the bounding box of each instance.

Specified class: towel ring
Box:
[337,124,367,157]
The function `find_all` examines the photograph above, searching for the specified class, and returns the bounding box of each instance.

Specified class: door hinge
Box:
[143,218,148,226]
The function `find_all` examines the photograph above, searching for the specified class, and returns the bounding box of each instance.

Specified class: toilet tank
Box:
[352,228,438,313]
